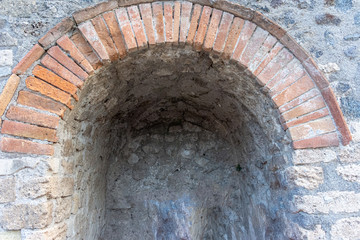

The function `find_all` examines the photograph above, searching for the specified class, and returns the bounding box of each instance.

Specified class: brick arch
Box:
[0,0,352,156]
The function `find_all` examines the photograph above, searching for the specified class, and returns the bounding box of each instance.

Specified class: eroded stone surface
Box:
[286,166,323,189]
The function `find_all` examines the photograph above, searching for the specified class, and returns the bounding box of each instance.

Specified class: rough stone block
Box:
[293,148,337,165]
[49,176,74,198]
[0,231,21,240]
[0,202,53,230]
[331,217,360,240]
[337,164,360,183]
[0,177,15,203]
[54,197,72,223]
[18,177,50,199]
[0,50,13,66]
[292,191,360,214]
[339,144,360,162]
[21,223,67,240]
[286,166,323,190]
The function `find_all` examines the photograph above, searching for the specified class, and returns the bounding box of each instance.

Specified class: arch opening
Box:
[59,46,293,239]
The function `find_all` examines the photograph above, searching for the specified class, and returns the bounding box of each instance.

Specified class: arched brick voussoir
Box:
[0,0,352,156]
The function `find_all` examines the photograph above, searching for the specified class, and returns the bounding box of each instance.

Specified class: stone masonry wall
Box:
[0,0,359,239]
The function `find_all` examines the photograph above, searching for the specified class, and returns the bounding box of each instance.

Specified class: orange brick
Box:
[32,65,78,100]
[285,108,329,130]
[239,27,268,67]
[203,9,222,52]
[38,17,74,48]
[41,54,83,88]
[280,33,310,63]
[288,117,336,141]
[293,132,339,149]
[179,2,192,44]
[253,41,283,76]
[12,44,45,75]
[73,0,118,24]
[127,6,148,49]
[303,57,329,90]
[91,15,119,61]
[257,48,294,86]
[267,60,305,94]
[103,11,127,57]
[278,89,320,113]
[79,21,110,61]
[6,105,60,129]
[222,17,244,59]
[186,4,202,45]
[164,2,174,44]
[152,2,165,44]
[1,120,58,142]
[213,12,233,54]
[282,95,326,122]
[17,91,66,117]
[70,31,102,69]
[0,74,20,117]
[173,2,181,45]
[116,8,138,51]
[25,76,73,109]
[232,21,256,61]
[57,35,94,74]
[48,46,88,80]
[321,87,352,145]
[139,3,156,46]
[273,74,315,107]
[248,34,277,72]
[0,137,54,156]
[194,6,212,51]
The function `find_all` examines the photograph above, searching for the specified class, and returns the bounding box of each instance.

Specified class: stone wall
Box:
[0,0,359,239]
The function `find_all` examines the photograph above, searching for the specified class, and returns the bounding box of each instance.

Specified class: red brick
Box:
[91,15,119,61]
[285,108,329,130]
[186,4,202,45]
[222,17,244,59]
[253,41,283,76]
[280,33,310,63]
[293,132,339,149]
[73,0,118,23]
[0,74,20,117]
[213,12,234,54]
[248,34,277,72]
[33,65,78,100]
[282,95,326,122]
[257,48,294,86]
[152,2,165,44]
[194,6,212,51]
[70,31,102,69]
[139,3,156,46]
[252,11,286,39]
[79,21,110,62]
[203,9,222,52]
[239,27,268,67]
[6,106,60,129]
[0,137,54,156]
[303,57,330,90]
[38,17,74,48]
[164,2,174,44]
[321,87,352,145]
[232,21,256,61]
[12,44,45,75]
[57,35,94,74]
[278,88,320,113]
[127,6,148,49]
[268,60,305,95]
[48,46,88,80]
[25,76,73,109]
[1,120,58,142]
[273,74,315,107]
[41,54,83,88]
[116,8,138,51]
[179,2,193,44]
[102,11,127,58]
[173,2,181,45]
[288,117,336,141]
[17,91,66,117]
